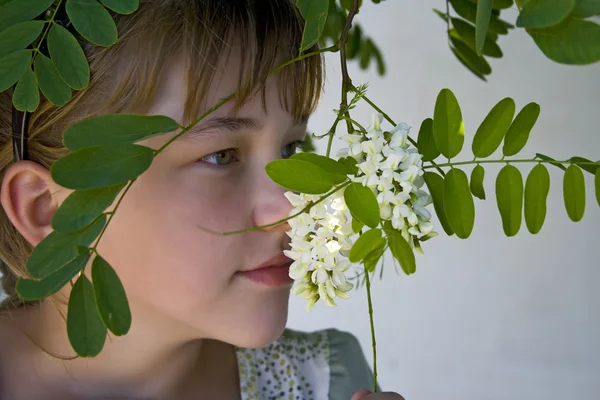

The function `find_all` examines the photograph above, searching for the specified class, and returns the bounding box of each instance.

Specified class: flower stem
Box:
[363,265,378,393]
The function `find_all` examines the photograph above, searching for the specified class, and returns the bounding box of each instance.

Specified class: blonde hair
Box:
[0,0,324,311]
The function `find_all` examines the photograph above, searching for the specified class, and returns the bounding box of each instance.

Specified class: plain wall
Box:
[287,2,600,400]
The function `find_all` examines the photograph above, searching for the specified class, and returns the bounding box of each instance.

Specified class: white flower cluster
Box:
[337,113,434,243]
[284,113,436,311]
[283,190,355,312]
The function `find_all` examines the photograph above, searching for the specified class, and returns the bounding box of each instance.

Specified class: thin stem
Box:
[272,44,339,74]
[423,158,599,169]
[340,116,368,133]
[339,0,360,136]
[28,0,64,69]
[363,263,378,393]
[357,88,447,177]
[198,180,352,236]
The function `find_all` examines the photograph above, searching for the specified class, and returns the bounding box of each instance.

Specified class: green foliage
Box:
[63,114,179,150]
[26,216,106,279]
[449,35,492,80]
[571,0,600,18]
[452,18,503,58]
[0,0,54,32]
[0,20,44,59]
[16,250,90,301]
[51,144,154,190]
[344,182,380,228]
[0,49,31,92]
[524,164,550,234]
[13,67,39,112]
[595,169,600,207]
[384,225,416,275]
[476,0,494,55]
[291,152,352,176]
[495,164,524,236]
[67,274,107,357]
[433,88,465,159]
[503,102,540,156]
[35,53,72,105]
[517,0,574,28]
[563,164,586,221]
[568,156,599,174]
[92,255,132,336]
[536,152,567,171]
[472,97,515,158]
[48,23,90,90]
[66,0,118,46]
[266,159,345,194]
[52,183,126,233]
[364,238,387,273]
[99,0,139,14]
[470,164,486,200]
[444,168,475,239]
[296,0,329,52]
[417,118,440,162]
[349,229,383,263]
[423,172,455,236]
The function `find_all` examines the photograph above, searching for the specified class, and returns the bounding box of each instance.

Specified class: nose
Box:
[250,168,294,233]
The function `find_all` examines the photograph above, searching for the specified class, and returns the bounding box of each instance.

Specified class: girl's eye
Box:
[282,140,303,159]
[200,149,237,166]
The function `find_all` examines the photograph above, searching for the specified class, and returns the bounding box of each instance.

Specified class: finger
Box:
[350,388,372,400]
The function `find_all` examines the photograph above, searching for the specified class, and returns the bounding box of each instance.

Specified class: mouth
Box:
[236,254,295,287]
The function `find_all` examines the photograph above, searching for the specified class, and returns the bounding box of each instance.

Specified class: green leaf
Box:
[386,228,416,275]
[451,18,503,57]
[364,238,386,273]
[66,0,118,47]
[13,67,39,112]
[297,0,329,52]
[63,114,179,151]
[92,255,131,336]
[26,216,106,279]
[99,0,139,14]
[449,0,511,35]
[352,216,365,233]
[417,118,440,162]
[423,172,455,236]
[48,23,90,90]
[16,250,90,301]
[0,50,31,92]
[67,274,107,357]
[450,36,491,80]
[517,0,574,28]
[476,0,493,55]
[433,89,465,159]
[567,156,599,174]
[349,229,382,263]
[346,25,362,59]
[571,0,600,18]
[372,45,386,76]
[337,156,359,175]
[536,152,566,171]
[595,169,600,207]
[527,17,600,65]
[359,38,374,69]
[266,159,345,194]
[0,20,45,59]
[444,168,475,239]
[291,152,350,177]
[470,164,486,200]
[563,164,586,222]
[524,164,550,234]
[51,144,154,190]
[433,8,450,22]
[52,183,126,233]
[472,97,516,158]
[0,0,54,32]
[35,53,72,106]
[495,164,523,236]
[344,182,380,228]
[502,102,541,156]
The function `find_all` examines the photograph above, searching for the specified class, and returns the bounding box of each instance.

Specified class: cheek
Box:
[93,164,252,311]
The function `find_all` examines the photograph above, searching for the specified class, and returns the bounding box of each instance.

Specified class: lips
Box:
[240,253,293,272]
[236,253,294,286]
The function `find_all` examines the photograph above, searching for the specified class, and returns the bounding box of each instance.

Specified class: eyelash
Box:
[199,140,304,166]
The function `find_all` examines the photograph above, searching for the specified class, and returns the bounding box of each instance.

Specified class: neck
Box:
[0,298,240,399]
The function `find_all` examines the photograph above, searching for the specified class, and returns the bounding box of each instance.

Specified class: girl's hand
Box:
[350,388,405,400]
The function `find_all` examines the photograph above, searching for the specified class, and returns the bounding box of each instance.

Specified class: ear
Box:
[1,161,67,247]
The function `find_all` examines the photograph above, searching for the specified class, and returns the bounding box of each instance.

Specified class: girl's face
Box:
[88,55,306,348]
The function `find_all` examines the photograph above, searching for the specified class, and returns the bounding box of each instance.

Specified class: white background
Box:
[287,1,600,400]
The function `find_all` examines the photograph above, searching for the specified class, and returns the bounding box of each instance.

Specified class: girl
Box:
[0,0,405,399]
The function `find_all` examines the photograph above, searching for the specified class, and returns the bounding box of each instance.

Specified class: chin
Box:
[227,299,291,349]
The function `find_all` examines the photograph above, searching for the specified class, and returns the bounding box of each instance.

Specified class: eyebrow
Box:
[179,114,309,142]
